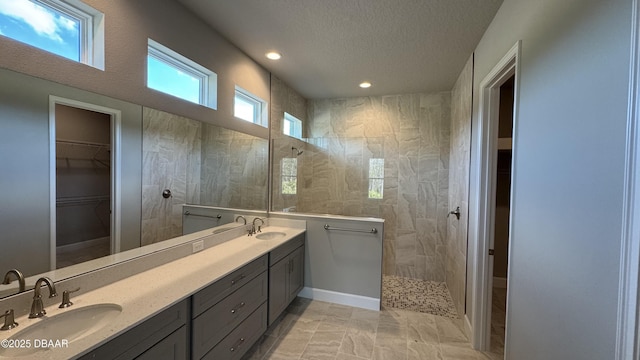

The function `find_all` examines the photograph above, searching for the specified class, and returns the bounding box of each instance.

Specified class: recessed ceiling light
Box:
[266,51,282,60]
[359,81,372,88]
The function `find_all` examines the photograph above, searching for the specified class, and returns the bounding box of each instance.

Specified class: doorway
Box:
[490,75,514,355]
[49,97,122,270]
[469,41,520,353]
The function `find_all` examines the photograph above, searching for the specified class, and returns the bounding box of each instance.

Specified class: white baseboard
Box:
[493,276,507,289]
[298,287,380,311]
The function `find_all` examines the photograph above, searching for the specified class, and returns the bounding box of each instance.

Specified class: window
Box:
[281,158,297,195]
[0,0,105,69]
[368,158,384,199]
[235,86,267,127]
[147,39,217,109]
[283,112,303,139]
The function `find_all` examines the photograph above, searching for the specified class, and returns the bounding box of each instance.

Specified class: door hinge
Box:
[488,249,495,256]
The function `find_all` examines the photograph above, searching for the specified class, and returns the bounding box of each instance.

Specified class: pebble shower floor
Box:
[381,275,459,319]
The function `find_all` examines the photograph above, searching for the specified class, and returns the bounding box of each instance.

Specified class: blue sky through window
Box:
[0,0,80,61]
[147,55,201,104]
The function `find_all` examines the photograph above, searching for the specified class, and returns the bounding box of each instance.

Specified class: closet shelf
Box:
[56,195,110,207]
[56,138,110,149]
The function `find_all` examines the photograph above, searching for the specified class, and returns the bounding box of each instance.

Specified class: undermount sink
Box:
[0,303,122,357]
[255,231,286,240]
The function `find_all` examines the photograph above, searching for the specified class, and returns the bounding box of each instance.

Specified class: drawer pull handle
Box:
[231,274,246,286]
[230,337,245,352]
[230,302,246,314]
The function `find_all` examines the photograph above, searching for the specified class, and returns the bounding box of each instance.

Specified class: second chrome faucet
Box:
[29,277,57,318]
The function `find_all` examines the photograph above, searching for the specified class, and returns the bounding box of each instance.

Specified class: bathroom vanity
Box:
[0,224,305,360]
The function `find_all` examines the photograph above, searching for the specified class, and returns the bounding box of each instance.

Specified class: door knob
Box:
[448,206,461,220]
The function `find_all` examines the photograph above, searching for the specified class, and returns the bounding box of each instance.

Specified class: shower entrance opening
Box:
[49,97,122,270]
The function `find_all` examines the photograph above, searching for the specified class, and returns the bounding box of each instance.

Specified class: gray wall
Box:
[468,0,632,358]
[0,68,142,277]
[272,214,383,300]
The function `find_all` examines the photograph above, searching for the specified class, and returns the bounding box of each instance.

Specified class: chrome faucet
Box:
[2,269,25,293]
[0,310,18,330]
[29,277,57,318]
[235,215,247,225]
[249,217,264,236]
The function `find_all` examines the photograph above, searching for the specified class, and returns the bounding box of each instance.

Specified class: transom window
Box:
[368,158,384,199]
[0,0,105,69]
[283,112,303,139]
[234,86,267,127]
[147,39,217,109]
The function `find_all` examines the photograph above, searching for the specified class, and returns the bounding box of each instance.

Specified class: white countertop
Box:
[0,225,305,360]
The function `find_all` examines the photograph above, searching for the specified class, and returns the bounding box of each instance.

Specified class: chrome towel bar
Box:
[184,211,222,219]
[323,224,378,234]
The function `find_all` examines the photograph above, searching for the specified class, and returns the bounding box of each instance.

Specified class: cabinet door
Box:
[136,327,187,360]
[287,246,304,302]
[268,256,289,325]
[78,300,188,360]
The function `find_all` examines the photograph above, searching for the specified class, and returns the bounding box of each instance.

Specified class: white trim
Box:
[493,277,507,289]
[234,85,268,128]
[49,96,122,268]
[616,0,640,358]
[298,287,380,311]
[469,41,521,351]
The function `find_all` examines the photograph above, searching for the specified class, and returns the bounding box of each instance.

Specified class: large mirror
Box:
[0,67,268,298]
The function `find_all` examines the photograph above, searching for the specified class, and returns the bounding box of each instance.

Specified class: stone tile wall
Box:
[141,107,201,245]
[281,93,451,281]
[142,107,268,245]
[446,55,473,316]
[200,123,268,210]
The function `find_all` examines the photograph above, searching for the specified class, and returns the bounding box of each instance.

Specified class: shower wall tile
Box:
[446,55,473,317]
[141,107,201,246]
[300,91,451,281]
[142,106,267,245]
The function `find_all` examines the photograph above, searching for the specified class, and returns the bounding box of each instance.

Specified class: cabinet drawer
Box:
[78,300,188,360]
[201,302,268,360]
[135,326,187,360]
[192,272,267,359]
[269,233,304,265]
[192,254,268,317]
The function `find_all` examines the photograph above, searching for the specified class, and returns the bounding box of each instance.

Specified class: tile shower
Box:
[273,92,451,283]
[141,107,267,245]
[271,73,464,318]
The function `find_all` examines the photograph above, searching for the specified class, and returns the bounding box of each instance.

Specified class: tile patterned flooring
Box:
[242,297,506,360]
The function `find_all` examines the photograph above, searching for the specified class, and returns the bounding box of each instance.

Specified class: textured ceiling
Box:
[175,0,503,99]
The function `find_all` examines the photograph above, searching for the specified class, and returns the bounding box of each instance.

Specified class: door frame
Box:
[616,0,640,358]
[469,40,520,351]
[48,96,122,270]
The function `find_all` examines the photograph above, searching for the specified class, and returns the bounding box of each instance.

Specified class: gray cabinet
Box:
[268,234,305,325]
[192,255,268,360]
[77,300,189,360]
[77,234,306,360]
